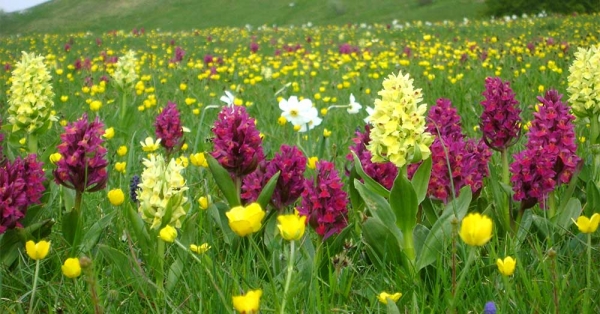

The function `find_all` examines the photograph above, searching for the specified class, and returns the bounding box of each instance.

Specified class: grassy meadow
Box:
[1,5,600,313]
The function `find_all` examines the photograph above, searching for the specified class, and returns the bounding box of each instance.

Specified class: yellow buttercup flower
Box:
[103,127,115,140]
[377,291,402,304]
[225,203,265,237]
[62,258,82,278]
[115,161,126,173]
[198,196,211,210]
[89,100,102,112]
[190,152,208,168]
[159,225,177,243]
[117,145,128,156]
[459,213,493,247]
[496,256,516,276]
[49,152,62,165]
[25,240,50,260]
[573,213,600,234]
[107,188,125,206]
[277,213,307,241]
[277,116,287,125]
[190,243,211,254]
[232,289,262,314]
[323,128,332,138]
[307,156,318,169]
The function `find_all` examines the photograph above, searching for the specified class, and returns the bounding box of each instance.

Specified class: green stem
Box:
[403,229,415,262]
[74,191,83,214]
[452,247,476,311]
[547,191,556,219]
[584,233,592,314]
[27,133,38,154]
[281,241,296,314]
[29,259,41,313]
[120,92,127,123]
[156,239,165,305]
[501,148,511,232]
[248,236,280,312]
[174,240,230,311]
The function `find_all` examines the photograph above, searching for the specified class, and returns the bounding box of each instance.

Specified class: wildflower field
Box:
[1,11,600,313]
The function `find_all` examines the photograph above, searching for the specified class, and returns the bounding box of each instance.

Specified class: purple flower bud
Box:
[53,113,108,193]
[298,161,349,240]
[211,106,264,178]
[480,77,522,151]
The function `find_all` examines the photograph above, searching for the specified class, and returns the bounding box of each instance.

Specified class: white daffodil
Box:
[298,106,322,132]
[347,93,362,114]
[220,90,235,106]
[279,96,314,127]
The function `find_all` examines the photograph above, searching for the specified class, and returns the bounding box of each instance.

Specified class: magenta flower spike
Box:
[242,145,307,210]
[0,154,45,234]
[298,160,349,240]
[155,101,184,154]
[53,113,108,193]
[480,77,522,151]
[211,106,264,178]
[510,90,580,209]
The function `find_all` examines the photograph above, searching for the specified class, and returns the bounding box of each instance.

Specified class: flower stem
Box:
[403,229,415,261]
[584,233,592,314]
[28,259,41,312]
[248,236,280,311]
[281,240,296,314]
[27,133,38,154]
[451,247,476,311]
[156,239,165,306]
[501,148,512,232]
[120,92,127,123]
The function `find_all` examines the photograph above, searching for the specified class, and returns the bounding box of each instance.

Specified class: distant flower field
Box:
[1,12,600,313]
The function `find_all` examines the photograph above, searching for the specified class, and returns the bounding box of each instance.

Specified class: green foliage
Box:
[485,0,599,16]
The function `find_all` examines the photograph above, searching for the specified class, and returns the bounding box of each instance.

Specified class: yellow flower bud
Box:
[459,213,493,246]
[107,188,125,206]
[496,256,516,276]
[198,196,211,210]
[323,128,332,138]
[103,127,115,140]
[159,225,177,243]
[307,157,318,170]
[62,257,82,278]
[190,153,208,168]
[115,162,127,174]
[190,243,211,254]
[117,145,128,156]
[232,290,262,314]
[49,153,62,165]
[277,213,307,241]
[225,203,265,237]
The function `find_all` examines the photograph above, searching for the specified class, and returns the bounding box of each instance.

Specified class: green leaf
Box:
[166,258,184,293]
[515,209,533,250]
[415,186,471,271]
[585,181,599,216]
[256,171,280,209]
[551,197,581,235]
[62,208,80,247]
[362,217,403,266]
[351,151,389,198]
[206,154,240,207]
[354,180,401,242]
[390,171,418,235]
[413,224,430,260]
[411,157,432,204]
[0,229,22,268]
[62,186,76,212]
[97,244,136,282]
[80,211,115,253]
[208,202,236,245]
[386,300,401,314]
[348,166,365,214]
[124,202,151,253]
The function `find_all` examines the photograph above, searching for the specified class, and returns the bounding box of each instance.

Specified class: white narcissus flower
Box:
[279,96,319,131]
[220,90,235,106]
[364,106,374,124]
[347,93,362,114]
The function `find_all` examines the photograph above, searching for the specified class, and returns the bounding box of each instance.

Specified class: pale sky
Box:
[0,0,50,13]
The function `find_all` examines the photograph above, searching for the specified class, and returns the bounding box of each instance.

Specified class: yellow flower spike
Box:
[190,152,208,168]
[277,213,307,241]
[112,144,126,156]
[62,258,82,278]
[190,243,211,254]
[277,116,287,126]
[225,203,265,237]
[307,157,318,170]
[107,188,125,206]
[159,225,177,243]
[103,127,115,140]
[459,213,493,247]
[377,291,402,304]
[25,240,50,260]
[198,196,211,210]
[49,153,62,165]
[496,256,516,276]
[573,214,600,234]
[114,162,127,174]
[232,289,262,314]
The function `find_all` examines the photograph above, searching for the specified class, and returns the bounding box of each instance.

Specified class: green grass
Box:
[0,0,487,35]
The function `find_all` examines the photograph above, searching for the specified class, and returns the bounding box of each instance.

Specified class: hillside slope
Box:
[0,0,486,35]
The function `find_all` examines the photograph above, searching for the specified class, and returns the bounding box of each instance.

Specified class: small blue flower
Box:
[484,301,497,314]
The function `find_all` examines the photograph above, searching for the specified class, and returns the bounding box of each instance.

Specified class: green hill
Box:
[0,0,487,35]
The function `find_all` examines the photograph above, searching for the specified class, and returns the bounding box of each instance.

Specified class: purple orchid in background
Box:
[155,101,184,154]
[480,77,522,151]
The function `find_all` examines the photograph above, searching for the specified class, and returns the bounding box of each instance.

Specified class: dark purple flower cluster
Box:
[0,154,45,234]
[53,114,108,193]
[346,125,397,190]
[241,145,307,210]
[211,106,264,178]
[298,161,349,240]
[480,77,522,151]
[130,174,140,203]
[510,90,580,209]
[339,43,360,55]
[155,101,184,154]
[410,98,491,202]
